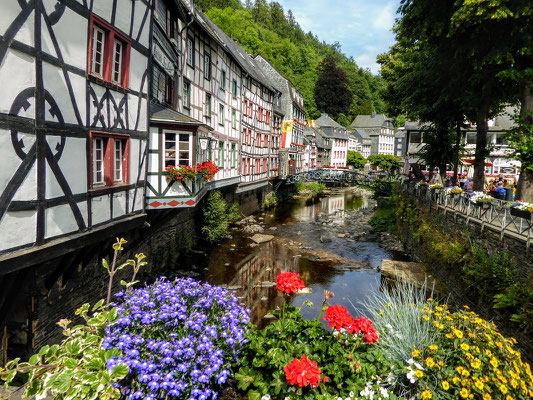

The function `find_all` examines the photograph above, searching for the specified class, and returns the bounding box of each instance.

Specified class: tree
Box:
[367,154,402,173]
[347,151,366,170]
[337,113,350,128]
[314,56,353,120]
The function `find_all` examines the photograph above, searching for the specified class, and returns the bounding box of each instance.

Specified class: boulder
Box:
[320,235,332,243]
[250,234,274,244]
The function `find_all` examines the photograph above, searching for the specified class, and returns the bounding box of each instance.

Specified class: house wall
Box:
[0,0,150,257]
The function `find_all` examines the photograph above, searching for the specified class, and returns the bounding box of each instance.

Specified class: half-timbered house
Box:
[0,0,151,269]
[254,55,306,174]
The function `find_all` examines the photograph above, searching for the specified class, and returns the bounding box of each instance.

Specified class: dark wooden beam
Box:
[0,214,147,276]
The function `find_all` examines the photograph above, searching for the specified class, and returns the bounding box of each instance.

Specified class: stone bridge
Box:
[285,169,403,191]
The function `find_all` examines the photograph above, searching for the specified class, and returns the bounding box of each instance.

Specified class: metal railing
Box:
[402,182,533,250]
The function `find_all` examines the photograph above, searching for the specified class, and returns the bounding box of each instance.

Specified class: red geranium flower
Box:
[347,316,379,343]
[283,354,321,388]
[276,272,305,294]
[323,304,354,331]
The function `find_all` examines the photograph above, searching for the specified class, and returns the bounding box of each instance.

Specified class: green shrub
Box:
[295,182,326,197]
[368,198,396,232]
[260,192,278,210]
[227,203,242,224]
[202,191,229,243]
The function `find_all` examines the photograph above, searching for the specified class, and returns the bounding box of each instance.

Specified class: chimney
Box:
[371,111,376,118]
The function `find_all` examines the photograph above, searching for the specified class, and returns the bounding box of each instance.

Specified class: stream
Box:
[174,187,409,327]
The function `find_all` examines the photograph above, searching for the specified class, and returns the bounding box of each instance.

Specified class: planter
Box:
[432,189,442,195]
[474,202,491,209]
[417,187,428,196]
[510,207,532,220]
[453,193,461,200]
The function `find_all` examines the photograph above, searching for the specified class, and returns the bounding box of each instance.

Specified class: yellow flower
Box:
[425,357,435,368]
[379,310,384,315]
[463,305,470,310]
[485,349,492,358]
[470,359,481,370]
[454,329,464,339]
[461,369,470,377]
[461,343,470,351]
[442,381,450,391]
[429,345,438,353]
[490,357,499,369]
[453,377,461,385]
[420,389,432,399]
[465,352,474,360]
[422,315,430,321]
[510,378,518,388]
[483,394,492,400]
[474,379,484,390]
[457,366,464,375]
[445,333,453,339]
[412,349,421,358]
[415,370,424,379]
[386,302,391,307]
[427,298,434,302]
[500,384,508,394]
[474,346,480,354]
[460,388,470,398]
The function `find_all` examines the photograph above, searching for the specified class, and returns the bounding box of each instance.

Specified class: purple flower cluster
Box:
[103,277,250,400]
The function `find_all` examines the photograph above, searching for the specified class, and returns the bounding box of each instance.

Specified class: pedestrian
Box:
[466,179,474,193]
[495,182,506,200]
[429,169,443,186]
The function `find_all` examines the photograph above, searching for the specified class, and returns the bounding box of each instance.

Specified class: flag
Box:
[282,120,293,133]
[307,120,316,128]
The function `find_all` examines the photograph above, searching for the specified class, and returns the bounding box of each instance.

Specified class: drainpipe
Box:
[177,0,195,113]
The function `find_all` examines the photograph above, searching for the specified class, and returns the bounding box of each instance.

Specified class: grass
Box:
[356,278,439,364]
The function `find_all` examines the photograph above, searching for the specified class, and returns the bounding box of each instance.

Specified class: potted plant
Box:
[509,201,533,220]
[165,164,199,182]
[469,191,494,209]
[446,186,463,200]
[196,161,220,181]
[429,183,443,194]
[415,181,428,196]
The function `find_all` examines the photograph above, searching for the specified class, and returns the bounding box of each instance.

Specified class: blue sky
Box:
[275,0,399,74]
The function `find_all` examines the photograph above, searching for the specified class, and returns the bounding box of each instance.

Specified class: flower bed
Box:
[406,301,533,400]
[103,278,250,400]
[510,201,533,221]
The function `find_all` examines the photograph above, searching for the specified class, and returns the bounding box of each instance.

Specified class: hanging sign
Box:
[153,44,175,76]
[199,138,209,150]
[282,120,293,133]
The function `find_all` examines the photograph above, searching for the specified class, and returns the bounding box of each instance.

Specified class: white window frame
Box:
[183,80,191,109]
[112,38,123,85]
[114,139,123,182]
[93,137,105,185]
[232,108,237,129]
[91,25,106,78]
[162,130,193,169]
[219,104,225,126]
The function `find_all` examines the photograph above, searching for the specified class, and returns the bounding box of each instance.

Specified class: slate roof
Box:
[305,127,331,149]
[317,113,343,129]
[354,128,370,139]
[150,101,212,130]
[351,114,392,128]
[183,2,276,92]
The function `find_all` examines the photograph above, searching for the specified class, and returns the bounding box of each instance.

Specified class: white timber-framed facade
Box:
[0,0,151,268]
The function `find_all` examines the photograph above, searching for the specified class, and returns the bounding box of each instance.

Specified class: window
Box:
[205,93,211,118]
[263,158,267,173]
[263,134,268,148]
[91,132,129,188]
[164,132,191,168]
[466,133,477,145]
[231,143,236,168]
[257,107,263,122]
[221,70,226,90]
[232,79,238,98]
[89,16,131,88]
[218,142,225,168]
[187,36,194,67]
[232,109,237,129]
[204,52,211,80]
[152,65,173,104]
[183,80,191,109]
[257,133,262,147]
[410,132,422,144]
[218,104,224,126]
[155,0,167,28]
[265,111,271,125]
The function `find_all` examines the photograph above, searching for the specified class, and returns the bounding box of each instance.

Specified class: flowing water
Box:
[178,189,408,326]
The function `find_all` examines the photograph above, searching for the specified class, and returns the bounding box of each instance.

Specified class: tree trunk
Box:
[453,118,462,185]
[473,87,492,191]
[515,77,533,201]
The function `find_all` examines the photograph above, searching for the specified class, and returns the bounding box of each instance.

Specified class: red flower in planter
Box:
[347,316,379,343]
[323,304,354,331]
[284,354,321,388]
[276,272,305,294]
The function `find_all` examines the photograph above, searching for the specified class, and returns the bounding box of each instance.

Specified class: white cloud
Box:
[274,0,398,74]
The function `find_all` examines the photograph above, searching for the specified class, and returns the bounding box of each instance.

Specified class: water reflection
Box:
[198,190,402,325]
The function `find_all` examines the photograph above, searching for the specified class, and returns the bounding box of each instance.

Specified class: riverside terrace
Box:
[404,182,533,251]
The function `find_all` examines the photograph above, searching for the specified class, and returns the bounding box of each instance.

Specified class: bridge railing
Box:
[401,182,533,250]
[285,168,403,185]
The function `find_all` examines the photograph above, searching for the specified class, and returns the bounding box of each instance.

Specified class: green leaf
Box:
[28,354,41,366]
[111,364,129,379]
[64,358,78,369]
[101,259,109,271]
[92,299,105,311]
[248,389,261,400]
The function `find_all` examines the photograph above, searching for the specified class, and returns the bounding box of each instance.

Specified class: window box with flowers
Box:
[164,162,220,183]
[510,201,533,220]
[446,186,463,200]
[469,191,494,209]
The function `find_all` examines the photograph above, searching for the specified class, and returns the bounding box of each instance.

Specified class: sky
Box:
[275,0,400,74]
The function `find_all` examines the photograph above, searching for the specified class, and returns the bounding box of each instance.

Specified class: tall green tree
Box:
[347,151,367,170]
[314,56,353,120]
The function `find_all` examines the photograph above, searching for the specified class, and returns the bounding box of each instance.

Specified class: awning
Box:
[462,159,493,167]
